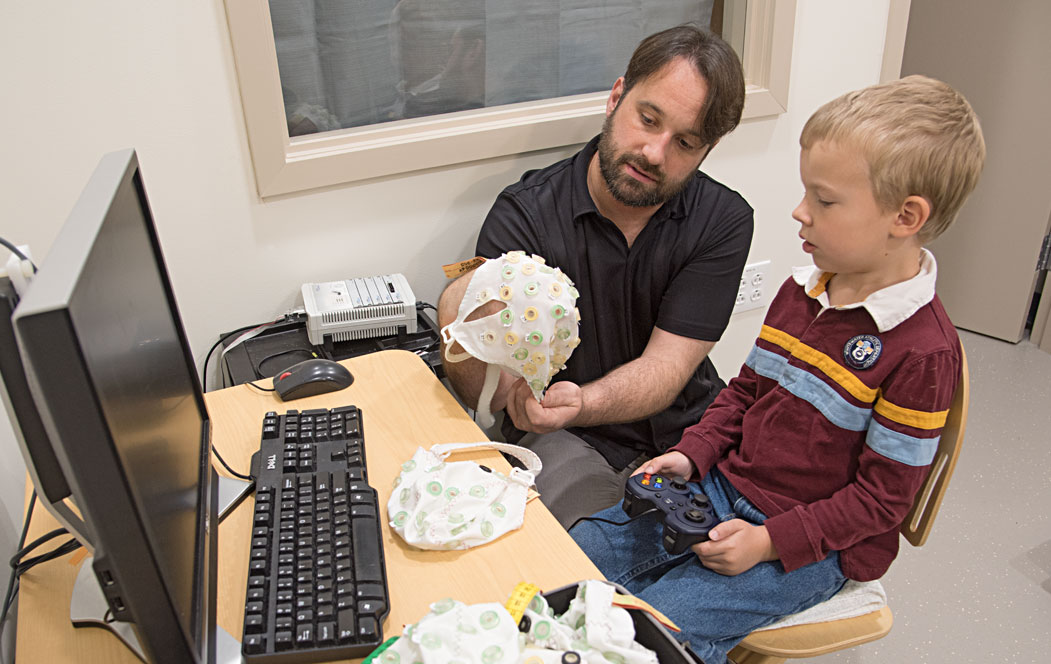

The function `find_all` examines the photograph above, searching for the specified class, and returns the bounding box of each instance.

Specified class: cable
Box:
[218,320,284,376]
[0,494,82,658]
[255,348,317,380]
[212,446,252,481]
[10,528,72,568]
[414,301,442,354]
[202,324,260,392]
[566,507,660,533]
[204,316,296,390]
[0,237,37,274]
[12,536,79,577]
[202,319,291,480]
[245,380,276,393]
[0,492,36,641]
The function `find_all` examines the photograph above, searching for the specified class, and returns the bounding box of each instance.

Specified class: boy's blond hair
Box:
[800,75,985,243]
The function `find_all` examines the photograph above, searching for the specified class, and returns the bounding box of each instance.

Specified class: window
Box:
[225,0,796,197]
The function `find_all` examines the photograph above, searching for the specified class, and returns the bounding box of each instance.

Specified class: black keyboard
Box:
[241,405,390,664]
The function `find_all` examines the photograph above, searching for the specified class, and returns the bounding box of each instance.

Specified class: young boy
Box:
[569,75,986,664]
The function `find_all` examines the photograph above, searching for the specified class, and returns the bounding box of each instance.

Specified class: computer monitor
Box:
[8,149,218,663]
[0,278,93,548]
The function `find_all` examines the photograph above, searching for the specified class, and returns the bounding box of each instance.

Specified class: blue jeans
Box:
[569,468,847,664]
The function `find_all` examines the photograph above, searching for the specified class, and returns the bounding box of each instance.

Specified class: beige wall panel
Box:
[902,0,1051,342]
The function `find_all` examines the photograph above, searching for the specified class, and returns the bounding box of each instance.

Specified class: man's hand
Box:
[692,520,779,576]
[504,379,582,434]
[630,451,695,479]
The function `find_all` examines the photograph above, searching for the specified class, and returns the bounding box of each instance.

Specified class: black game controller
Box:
[623,473,719,554]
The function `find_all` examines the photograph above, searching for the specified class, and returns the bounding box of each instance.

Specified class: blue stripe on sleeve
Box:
[866,421,939,466]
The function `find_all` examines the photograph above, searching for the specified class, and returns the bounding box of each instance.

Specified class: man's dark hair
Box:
[622,24,745,147]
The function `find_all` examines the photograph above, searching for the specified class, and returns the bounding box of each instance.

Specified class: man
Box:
[439,25,753,528]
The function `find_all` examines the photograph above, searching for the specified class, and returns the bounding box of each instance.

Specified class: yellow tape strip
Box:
[506,582,542,624]
[612,593,681,632]
[442,256,487,279]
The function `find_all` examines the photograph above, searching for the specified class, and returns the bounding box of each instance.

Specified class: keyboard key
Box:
[274,630,293,651]
[357,599,386,616]
[356,583,385,600]
[243,634,265,654]
[318,622,336,645]
[337,609,356,643]
[244,614,264,634]
[358,616,378,641]
[350,504,376,519]
[352,518,383,582]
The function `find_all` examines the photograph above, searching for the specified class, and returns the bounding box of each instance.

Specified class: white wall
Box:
[0,0,892,555]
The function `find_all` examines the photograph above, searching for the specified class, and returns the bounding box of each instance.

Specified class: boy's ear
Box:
[891,195,931,238]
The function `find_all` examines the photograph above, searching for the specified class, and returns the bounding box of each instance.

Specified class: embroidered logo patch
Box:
[844,334,882,370]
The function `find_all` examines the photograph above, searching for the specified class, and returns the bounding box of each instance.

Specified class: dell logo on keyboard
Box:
[266,454,276,470]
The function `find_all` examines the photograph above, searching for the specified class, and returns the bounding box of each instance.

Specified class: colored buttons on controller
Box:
[640,474,665,489]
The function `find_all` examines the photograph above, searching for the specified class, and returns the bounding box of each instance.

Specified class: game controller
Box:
[623,473,719,554]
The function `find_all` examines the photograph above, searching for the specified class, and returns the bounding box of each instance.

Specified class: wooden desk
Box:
[16,350,601,662]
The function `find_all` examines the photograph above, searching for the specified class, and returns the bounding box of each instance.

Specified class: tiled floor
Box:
[812,329,1051,663]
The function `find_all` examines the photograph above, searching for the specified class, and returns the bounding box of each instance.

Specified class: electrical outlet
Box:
[732,260,772,315]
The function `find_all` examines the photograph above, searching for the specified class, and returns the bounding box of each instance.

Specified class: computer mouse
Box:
[272,359,354,401]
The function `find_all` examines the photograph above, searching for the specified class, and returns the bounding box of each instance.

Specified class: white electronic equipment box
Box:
[301,274,417,345]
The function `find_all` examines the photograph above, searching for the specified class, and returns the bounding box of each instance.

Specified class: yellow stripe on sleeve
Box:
[874,398,949,430]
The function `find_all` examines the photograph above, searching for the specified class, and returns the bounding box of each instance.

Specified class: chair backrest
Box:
[900,345,969,547]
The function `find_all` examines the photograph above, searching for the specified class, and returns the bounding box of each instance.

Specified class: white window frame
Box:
[224,0,796,198]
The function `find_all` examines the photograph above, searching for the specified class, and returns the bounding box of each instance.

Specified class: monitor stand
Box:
[217,475,254,521]
[70,560,241,663]
[66,486,250,663]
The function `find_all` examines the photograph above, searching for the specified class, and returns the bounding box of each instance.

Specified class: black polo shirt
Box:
[477,136,754,469]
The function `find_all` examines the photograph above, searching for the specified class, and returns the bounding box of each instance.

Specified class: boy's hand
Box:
[630,451,695,479]
[692,521,779,576]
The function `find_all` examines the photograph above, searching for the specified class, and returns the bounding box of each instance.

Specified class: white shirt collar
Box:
[791,248,939,332]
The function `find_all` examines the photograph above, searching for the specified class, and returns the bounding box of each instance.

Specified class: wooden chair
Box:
[728,347,970,664]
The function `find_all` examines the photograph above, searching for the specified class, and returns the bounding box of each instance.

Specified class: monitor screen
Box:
[11,149,216,663]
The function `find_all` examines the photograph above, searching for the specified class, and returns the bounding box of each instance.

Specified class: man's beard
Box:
[596,112,694,208]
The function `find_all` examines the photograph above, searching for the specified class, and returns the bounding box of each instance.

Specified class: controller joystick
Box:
[684,508,708,523]
[623,472,719,554]
[690,494,711,509]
